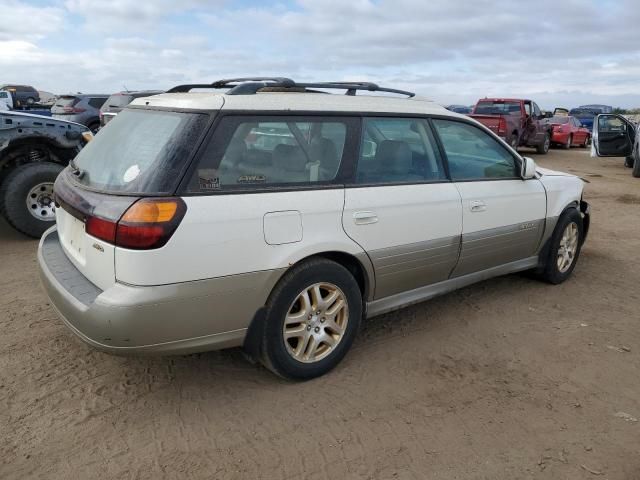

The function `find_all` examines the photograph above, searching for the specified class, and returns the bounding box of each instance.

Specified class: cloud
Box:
[3,0,640,107]
[0,1,65,41]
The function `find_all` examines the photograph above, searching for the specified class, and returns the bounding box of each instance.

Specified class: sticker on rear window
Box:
[198,169,220,190]
[123,165,140,183]
[238,174,266,183]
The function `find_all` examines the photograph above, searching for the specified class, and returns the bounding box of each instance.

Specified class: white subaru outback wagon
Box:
[38,78,590,379]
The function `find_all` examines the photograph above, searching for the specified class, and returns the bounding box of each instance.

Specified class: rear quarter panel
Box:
[114,189,365,286]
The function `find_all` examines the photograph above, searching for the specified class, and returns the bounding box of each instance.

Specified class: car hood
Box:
[536,166,576,177]
[0,111,89,131]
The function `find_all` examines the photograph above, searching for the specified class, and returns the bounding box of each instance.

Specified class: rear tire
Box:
[536,133,551,154]
[581,135,590,148]
[260,258,362,380]
[539,208,583,284]
[88,123,100,134]
[0,162,64,238]
[564,134,573,150]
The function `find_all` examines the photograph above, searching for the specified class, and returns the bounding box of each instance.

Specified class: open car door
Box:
[592,114,636,157]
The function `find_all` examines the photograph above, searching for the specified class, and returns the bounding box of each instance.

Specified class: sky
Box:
[1,0,640,109]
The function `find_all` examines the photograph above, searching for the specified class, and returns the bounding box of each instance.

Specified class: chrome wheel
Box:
[283,282,349,363]
[26,182,56,221]
[557,222,579,273]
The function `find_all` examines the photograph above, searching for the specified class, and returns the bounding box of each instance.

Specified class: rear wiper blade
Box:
[68,158,85,178]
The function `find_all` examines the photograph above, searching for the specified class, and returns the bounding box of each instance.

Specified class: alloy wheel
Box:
[283,282,349,363]
[557,222,579,273]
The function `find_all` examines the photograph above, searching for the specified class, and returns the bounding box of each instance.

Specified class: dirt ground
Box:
[2,147,640,480]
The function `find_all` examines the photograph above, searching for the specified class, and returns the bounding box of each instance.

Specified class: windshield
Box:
[570,108,600,116]
[105,94,134,108]
[474,101,521,115]
[72,109,208,193]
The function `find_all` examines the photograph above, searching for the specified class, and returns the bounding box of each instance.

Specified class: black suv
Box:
[0,85,40,107]
[100,90,163,126]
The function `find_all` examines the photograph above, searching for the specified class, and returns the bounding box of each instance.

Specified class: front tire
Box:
[0,162,64,238]
[633,154,640,178]
[624,156,634,168]
[581,135,590,148]
[539,208,583,284]
[260,258,362,380]
[536,133,551,154]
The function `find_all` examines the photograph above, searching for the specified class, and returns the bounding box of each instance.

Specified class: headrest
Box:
[375,140,412,173]
[273,144,307,171]
[309,137,339,170]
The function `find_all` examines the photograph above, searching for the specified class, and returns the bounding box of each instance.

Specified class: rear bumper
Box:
[37,227,284,355]
[551,131,570,144]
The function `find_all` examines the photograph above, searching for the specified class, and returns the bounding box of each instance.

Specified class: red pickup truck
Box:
[470,98,553,154]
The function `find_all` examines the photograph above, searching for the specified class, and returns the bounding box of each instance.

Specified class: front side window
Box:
[186,116,349,192]
[432,119,519,180]
[598,116,627,133]
[356,117,444,184]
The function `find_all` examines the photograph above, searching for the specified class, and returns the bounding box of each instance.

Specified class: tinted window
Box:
[474,101,521,115]
[73,110,208,193]
[432,120,519,180]
[88,97,107,109]
[533,103,541,117]
[54,96,78,107]
[186,117,348,192]
[357,118,444,184]
[104,94,133,108]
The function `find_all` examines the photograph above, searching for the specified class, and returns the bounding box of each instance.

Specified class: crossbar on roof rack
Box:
[167,78,415,97]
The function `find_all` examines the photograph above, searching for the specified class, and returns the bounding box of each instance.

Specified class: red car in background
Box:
[547,115,591,149]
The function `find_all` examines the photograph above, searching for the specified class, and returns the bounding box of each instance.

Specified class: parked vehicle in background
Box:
[592,113,639,177]
[0,111,91,236]
[553,107,569,116]
[37,91,57,106]
[0,85,40,107]
[547,115,591,149]
[0,90,13,111]
[100,90,163,126]
[51,94,109,133]
[470,98,553,153]
[569,106,607,130]
[37,77,589,380]
[582,104,613,114]
[445,105,472,114]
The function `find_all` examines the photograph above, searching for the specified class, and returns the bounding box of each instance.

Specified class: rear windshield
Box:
[55,96,79,107]
[549,116,570,124]
[474,101,521,115]
[104,94,133,108]
[569,108,599,116]
[72,109,208,194]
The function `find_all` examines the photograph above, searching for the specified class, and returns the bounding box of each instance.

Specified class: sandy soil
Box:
[1,147,639,479]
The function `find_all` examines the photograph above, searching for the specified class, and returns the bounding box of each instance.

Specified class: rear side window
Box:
[55,96,79,107]
[432,119,519,180]
[88,97,107,109]
[72,109,208,193]
[104,94,133,108]
[186,116,350,192]
[356,117,444,184]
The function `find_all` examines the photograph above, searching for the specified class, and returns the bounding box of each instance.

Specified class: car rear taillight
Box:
[498,118,507,135]
[85,198,186,250]
[63,106,86,113]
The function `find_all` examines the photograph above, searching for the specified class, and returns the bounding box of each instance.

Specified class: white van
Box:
[0,90,13,110]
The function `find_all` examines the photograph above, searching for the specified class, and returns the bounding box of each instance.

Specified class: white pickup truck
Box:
[0,90,13,111]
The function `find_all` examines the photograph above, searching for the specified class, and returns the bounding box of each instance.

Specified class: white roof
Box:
[130,91,455,116]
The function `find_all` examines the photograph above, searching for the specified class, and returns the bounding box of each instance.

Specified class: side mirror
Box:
[521,156,536,179]
[544,111,553,118]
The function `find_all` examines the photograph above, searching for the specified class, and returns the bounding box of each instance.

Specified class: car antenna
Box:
[123,84,130,93]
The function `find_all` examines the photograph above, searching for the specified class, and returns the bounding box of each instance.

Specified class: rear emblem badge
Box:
[92,243,104,252]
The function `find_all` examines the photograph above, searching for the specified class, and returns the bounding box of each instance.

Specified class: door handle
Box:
[469,200,487,212]
[353,211,378,225]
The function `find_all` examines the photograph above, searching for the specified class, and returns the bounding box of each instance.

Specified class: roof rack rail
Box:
[166,78,415,97]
